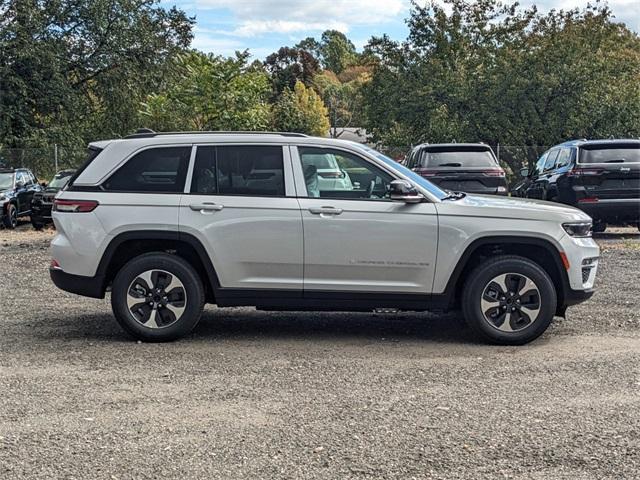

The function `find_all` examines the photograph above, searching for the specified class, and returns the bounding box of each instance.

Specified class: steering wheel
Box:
[366,179,375,198]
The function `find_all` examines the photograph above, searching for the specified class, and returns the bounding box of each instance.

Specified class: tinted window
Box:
[419,148,497,168]
[579,144,640,164]
[103,147,190,192]
[532,154,547,176]
[0,172,14,189]
[299,147,393,200]
[543,149,559,171]
[555,148,572,168]
[191,145,285,197]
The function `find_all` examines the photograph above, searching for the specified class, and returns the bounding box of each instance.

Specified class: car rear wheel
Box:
[111,253,205,342]
[462,255,557,345]
[3,204,18,229]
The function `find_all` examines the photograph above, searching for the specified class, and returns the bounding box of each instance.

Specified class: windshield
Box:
[48,173,73,189]
[354,144,448,200]
[421,148,497,168]
[579,145,640,164]
[0,172,14,190]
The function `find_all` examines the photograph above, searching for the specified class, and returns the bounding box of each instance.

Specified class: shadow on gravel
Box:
[29,310,477,345]
[594,231,639,240]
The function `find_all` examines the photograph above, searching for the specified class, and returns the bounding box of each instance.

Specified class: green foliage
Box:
[314,66,371,137]
[363,1,640,170]
[319,30,358,74]
[0,0,194,148]
[272,81,330,136]
[264,47,320,96]
[139,51,272,131]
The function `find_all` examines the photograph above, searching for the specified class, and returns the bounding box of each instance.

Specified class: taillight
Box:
[567,167,603,177]
[577,197,599,203]
[480,169,506,177]
[53,199,98,212]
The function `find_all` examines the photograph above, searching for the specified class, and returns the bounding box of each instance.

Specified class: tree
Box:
[362,1,640,171]
[264,47,320,96]
[0,0,193,149]
[319,30,357,74]
[139,51,272,131]
[314,66,371,137]
[272,81,330,136]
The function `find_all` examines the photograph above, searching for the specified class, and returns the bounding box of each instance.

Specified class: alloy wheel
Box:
[480,273,541,332]
[126,269,187,329]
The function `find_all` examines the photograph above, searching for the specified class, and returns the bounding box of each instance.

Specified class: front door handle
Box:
[309,206,343,216]
[190,202,224,212]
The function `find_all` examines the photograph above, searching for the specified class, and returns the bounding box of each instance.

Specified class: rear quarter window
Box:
[103,146,191,192]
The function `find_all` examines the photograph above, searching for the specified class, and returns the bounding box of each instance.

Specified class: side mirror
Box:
[15,180,25,189]
[389,179,423,204]
[519,167,529,178]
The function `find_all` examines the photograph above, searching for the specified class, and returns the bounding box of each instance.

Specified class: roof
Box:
[414,142,491,149]
[558,138,640,147]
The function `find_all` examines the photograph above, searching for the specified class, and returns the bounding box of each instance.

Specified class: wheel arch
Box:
[439,235,569,314]
[97,230,220,302]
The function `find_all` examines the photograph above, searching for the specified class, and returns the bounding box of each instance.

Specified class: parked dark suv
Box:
[405,143,508,195]
[31,169,76,229]
[0,168,42,229]
[516,139,640,232]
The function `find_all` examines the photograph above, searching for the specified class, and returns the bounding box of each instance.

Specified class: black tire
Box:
[592,221,606,233]
[3,203,18,229]
[462,255,557,345]
[31,218,45,230]
[111,252,205,342]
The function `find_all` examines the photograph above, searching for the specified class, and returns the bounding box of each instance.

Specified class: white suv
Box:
[50,131,599,344]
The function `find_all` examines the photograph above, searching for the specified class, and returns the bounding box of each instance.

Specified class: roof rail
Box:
[124,129,309,139]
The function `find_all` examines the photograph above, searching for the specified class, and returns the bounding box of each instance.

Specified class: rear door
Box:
[180,144,303,293]
[293,145,438,294]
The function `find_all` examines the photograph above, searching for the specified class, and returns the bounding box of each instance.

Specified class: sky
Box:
[164,0,640,58]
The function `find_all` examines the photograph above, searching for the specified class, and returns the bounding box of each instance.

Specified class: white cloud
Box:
[194,0,406,36]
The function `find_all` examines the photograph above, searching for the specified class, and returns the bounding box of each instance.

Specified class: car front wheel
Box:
[111,253,205,342]
[462,255,557,345]
[3,203,18,229]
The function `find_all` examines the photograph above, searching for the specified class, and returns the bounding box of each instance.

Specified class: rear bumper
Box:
[575,198,640,223]
[50,268,105,299]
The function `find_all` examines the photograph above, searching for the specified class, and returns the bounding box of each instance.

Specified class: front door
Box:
[180,144,303,292]
[293,146,438,294]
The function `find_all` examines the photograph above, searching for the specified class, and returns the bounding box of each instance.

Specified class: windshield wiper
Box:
[442,190,467,201]
[438,163,462,167]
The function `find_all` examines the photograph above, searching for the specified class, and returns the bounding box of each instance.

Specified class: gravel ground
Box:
[0,223,639,479]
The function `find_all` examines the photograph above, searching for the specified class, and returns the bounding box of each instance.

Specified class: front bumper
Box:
[30,203,54,222]
[50,268,105,298]
[575,198,640,223]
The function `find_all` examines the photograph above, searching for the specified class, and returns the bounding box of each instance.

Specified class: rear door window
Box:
[103,146,191,192]
[191,145,285,197]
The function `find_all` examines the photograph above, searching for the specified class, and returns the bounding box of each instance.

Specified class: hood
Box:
[0,189,10,199]
[437,193,592,223]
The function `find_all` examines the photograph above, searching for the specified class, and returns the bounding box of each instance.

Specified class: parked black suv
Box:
[405,143,508,195]
[516,139,640,232]
[31,169,76,229]
[0,168,42,229]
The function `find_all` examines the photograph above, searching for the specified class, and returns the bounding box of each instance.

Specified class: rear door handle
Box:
[308,206,343,216]
[190,202,224,212]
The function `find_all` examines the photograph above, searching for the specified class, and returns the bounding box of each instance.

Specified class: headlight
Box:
[562,221,592,238]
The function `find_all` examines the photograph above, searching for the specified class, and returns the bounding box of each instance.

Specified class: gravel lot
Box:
[1,223,639,479]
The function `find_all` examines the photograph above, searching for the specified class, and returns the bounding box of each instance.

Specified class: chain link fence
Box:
[0,145,87,181]
[1,143,551,185]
